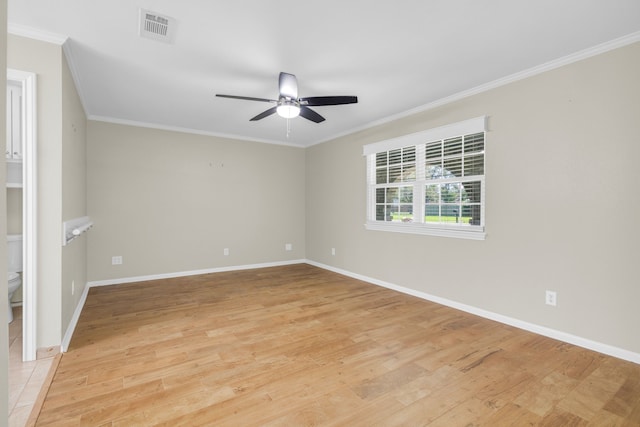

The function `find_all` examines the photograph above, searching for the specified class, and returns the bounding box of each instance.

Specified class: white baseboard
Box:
[63,258,640,365]
[61,282,90,352]
[306,260,640,365]
[86,259,307,288]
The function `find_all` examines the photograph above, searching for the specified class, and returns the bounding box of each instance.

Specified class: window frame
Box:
[364,117,487,240]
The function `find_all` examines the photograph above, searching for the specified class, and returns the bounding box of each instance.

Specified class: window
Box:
[364,117,486,240]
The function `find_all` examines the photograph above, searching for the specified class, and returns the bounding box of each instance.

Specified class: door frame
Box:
[8,68,37,362]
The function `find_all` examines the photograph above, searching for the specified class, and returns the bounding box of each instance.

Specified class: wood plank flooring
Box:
[34,264,640,426]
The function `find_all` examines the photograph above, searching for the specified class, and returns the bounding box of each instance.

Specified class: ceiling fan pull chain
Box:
[286,117,292,138]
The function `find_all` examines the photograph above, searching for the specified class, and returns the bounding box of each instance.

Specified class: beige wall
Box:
[7,188,21,303]
[87,122,306,281]
[61,50,87,336]
[6,188,21,234]
[8,34,63,348]
[306,42,640,355]
[6,34,88,348]
[1,0,8,420]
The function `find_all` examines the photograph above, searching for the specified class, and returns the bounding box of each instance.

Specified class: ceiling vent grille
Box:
[139,9,175,43]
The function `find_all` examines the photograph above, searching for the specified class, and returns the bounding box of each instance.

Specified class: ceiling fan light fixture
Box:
[217,72,357,123]
[276,101,300,119]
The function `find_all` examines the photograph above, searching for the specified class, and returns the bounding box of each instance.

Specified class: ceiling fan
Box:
[216,72,357,123]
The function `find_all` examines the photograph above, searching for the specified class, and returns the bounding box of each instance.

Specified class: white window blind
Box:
[364,117,487,240]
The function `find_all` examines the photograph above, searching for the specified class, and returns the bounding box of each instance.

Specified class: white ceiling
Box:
[8,1,640,147]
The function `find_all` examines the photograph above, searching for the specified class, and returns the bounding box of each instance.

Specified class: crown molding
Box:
[7,23,68,45]
[88,115,305,149]
[311,30,640,147]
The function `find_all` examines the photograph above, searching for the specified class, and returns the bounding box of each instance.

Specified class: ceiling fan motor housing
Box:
[216,71,357,123]
[277,98,300,118]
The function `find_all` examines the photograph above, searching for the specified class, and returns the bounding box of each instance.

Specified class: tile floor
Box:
[8,306,54,427]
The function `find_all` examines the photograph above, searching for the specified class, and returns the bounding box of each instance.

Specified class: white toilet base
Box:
[7,301,13,323]
[8,277,20,323]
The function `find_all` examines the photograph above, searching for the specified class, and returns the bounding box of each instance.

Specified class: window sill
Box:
[365,221,486,240]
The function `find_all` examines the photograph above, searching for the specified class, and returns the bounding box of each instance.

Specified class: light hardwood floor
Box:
[34,264,640,426]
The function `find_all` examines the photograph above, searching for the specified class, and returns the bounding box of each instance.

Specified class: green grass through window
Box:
[391,213,472,224]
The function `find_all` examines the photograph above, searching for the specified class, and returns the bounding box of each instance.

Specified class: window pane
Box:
[440,183,461,203]
[425,141,441,160]
[464,133,484,154]
[402,146,416,182]
[441,205,459,223]
[403,146,416,163]
[389,165,402,183]
[400,187,413,203]
[425,205,440,223]
[444,137,462,156]
[403,164,416,181]
[464,154,484,176]
[426,163,443,180]
[461,205,472,223]
[398,204,414,222]
[369,129,484,230]
[443,157,462,177]
[462,181,481,203]
[459,205,479,224]
[389,149,402,165]
[387,204,412,222]
[425,184,439,204]
[464,205,482,225]
[386,187,399,203]
[399,205,413,214]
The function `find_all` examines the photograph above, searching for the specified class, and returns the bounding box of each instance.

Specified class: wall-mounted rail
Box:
[62,216,93,246]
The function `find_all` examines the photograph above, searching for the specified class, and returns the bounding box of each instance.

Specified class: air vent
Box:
[139,9,175,43]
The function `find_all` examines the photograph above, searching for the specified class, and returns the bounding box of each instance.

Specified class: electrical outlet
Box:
[72,280,75,295]
[285,243,292,251]
[223,248,230,256]
[545,290,557,306]
[331,248,336,256]
[112,256,123,265]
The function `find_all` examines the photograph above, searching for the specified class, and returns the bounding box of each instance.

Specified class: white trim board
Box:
[61,282,90,353]
[8,69,39,362]
[86,259,306,288]
[305,260,640,365]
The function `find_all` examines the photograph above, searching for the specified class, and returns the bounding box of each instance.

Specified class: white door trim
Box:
[8,69,37,362]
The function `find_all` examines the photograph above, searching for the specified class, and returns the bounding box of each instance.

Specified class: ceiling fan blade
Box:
[299,96,358,106]
[250,106,278,121]
[216,94,276,103]
[299,106,325,123]
[279,72,298,99]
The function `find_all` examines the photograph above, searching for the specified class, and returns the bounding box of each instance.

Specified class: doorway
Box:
[7,69,37,362]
